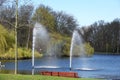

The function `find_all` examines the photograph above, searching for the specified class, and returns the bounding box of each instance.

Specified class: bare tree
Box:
[53,11,78,35]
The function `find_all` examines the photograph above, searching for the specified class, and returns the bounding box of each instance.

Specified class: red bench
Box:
[40,71,79,78]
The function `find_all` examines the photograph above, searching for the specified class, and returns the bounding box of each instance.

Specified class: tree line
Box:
[0,0,119,57]
[81,19,120,54]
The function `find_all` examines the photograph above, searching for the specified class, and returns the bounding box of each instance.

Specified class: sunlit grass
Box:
[0,74,103,80]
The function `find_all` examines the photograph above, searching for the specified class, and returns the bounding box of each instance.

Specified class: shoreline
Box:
[1,53,120,60]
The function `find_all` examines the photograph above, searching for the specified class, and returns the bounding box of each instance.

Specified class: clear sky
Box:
[31,0,120,26]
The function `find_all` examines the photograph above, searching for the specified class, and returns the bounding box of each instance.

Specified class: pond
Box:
[0,54,120,79]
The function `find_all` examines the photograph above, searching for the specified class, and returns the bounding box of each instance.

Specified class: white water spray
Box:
[32,22,49,74]
[70,30,86,70]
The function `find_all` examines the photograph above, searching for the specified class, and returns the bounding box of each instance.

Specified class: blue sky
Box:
[31,0,120,26]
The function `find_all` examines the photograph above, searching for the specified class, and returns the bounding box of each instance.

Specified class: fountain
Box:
[32,22,64,74]
[70,29,86,70]
[32,22,50,74]
[33,22,49,53]
[70,29,97,71]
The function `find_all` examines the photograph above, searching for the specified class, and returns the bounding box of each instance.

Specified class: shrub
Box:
[0,47,42,59]
[0,24,14,54]
[84,42,94,56]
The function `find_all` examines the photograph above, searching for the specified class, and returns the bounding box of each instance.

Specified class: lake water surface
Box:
[1,54,120,79]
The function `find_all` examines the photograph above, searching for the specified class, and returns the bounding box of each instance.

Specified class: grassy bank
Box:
[0,74,103,80]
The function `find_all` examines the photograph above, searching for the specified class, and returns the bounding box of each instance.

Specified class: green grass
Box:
[0,74,103,80]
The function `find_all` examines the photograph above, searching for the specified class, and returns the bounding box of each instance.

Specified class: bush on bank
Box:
[0,47,42,60]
